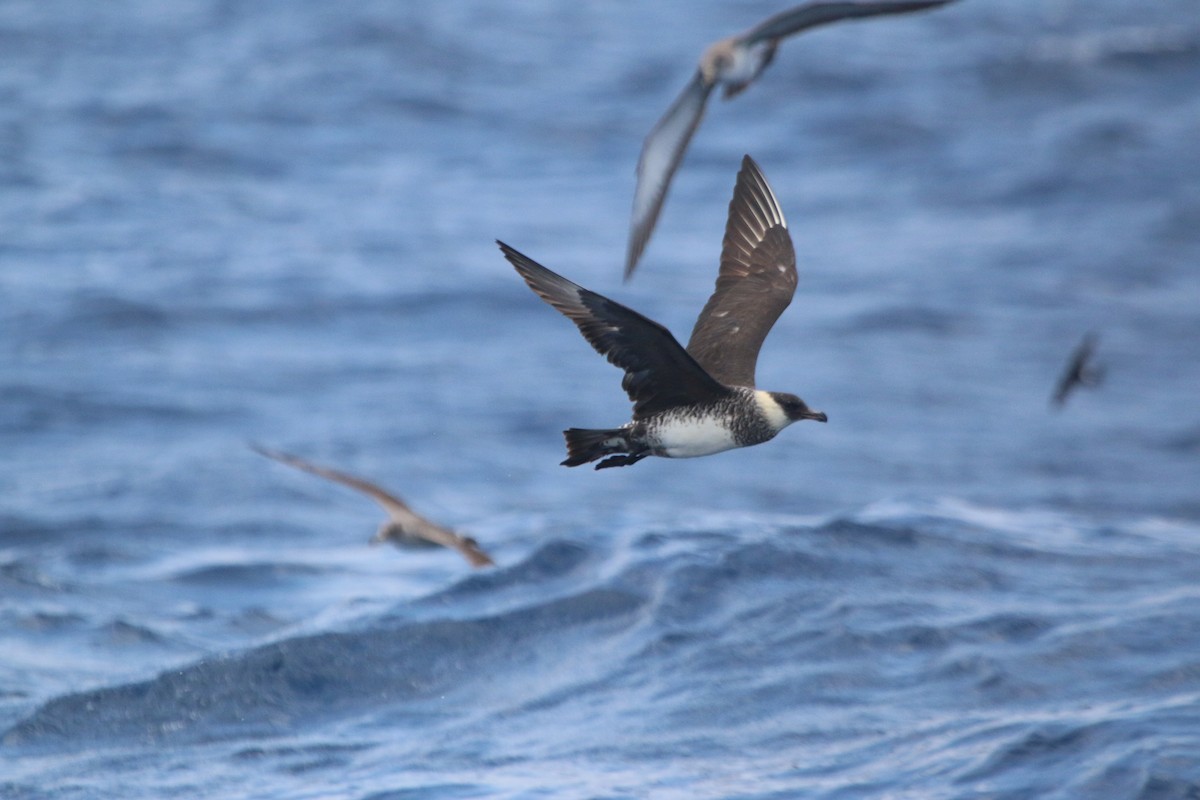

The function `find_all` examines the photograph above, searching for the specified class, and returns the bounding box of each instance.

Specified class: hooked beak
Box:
[803,409,828,423]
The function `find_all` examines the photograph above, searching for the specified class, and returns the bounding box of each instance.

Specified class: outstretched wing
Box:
[686,155,796,388]
[500,241,731,417]
[251,444,419,520]
[741,0,955,45]
[407,527,495,568]
[625,72,714,281]
[252,444,495,568]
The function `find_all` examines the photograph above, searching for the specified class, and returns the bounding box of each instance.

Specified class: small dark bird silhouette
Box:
[501,155,826,470]
[625,0,958,279]
[252,445,494,568]
[1051,332,1104,408]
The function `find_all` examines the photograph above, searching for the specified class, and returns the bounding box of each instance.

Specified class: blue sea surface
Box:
[2,1,1200,797]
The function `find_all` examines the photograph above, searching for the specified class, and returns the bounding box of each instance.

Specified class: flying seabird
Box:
[500,154,826,469]
[625,0,957,279]
[1051,332,1104,408]
[251,445,495,568]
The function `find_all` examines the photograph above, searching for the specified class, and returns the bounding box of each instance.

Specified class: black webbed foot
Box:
[594,453,647,470]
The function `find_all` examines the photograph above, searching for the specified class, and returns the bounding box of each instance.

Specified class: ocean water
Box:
[2,1,1199,797]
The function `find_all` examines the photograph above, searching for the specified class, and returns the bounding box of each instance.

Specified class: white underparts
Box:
[654,416,738,458]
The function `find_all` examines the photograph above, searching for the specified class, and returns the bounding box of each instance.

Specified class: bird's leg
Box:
[595,453,648,470]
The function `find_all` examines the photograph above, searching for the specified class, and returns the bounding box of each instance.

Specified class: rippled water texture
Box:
[2,1,1199,797]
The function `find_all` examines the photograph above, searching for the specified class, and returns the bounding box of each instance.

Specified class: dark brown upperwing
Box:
[686,155,796,388]
[499,241,731,417]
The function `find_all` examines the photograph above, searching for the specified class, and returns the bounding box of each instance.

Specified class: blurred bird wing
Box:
[252,444,421,524]
[410,522,496,568]
[626,72,714,280]
[1051,332,1100,406]
[253,444,494,568]
[741,0,956,45]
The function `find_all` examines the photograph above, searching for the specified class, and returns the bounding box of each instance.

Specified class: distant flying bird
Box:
[625,0,956,279]
[252,445,495,568]
[501,154,826,470]
[1051,332,1104,408]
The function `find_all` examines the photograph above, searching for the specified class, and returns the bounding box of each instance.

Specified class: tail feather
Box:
[562,428,641,468]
